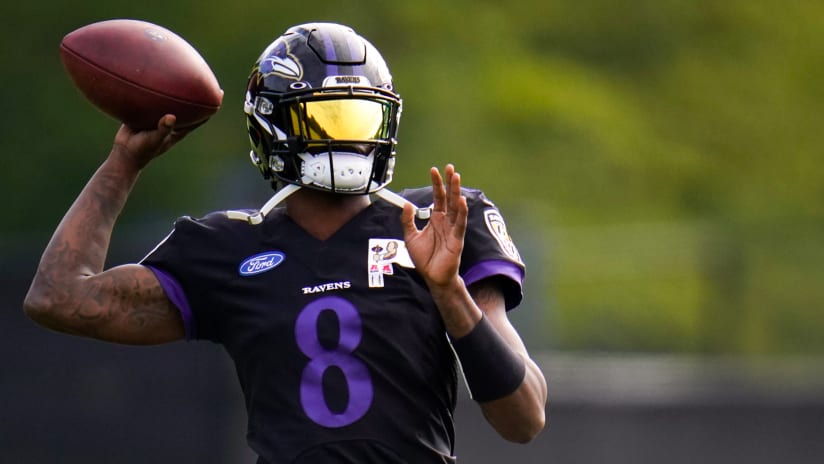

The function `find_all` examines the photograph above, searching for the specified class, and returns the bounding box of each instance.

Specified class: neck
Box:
[285,188,371,241]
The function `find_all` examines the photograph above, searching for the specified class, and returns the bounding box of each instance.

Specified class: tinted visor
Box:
[289,98,391,141]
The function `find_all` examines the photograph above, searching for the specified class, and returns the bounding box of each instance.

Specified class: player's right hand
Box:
[111,114,193,169]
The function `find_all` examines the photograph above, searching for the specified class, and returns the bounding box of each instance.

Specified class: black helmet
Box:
[244,23,402,194]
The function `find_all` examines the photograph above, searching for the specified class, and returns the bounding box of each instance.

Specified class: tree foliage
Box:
[3,0,823,354]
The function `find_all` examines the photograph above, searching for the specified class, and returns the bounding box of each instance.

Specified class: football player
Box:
[25,22,547,463]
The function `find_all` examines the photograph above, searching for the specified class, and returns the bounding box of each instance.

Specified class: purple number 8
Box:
[294,296,374,428]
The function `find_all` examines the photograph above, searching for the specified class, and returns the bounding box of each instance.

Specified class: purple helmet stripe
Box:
[318,27,340,76]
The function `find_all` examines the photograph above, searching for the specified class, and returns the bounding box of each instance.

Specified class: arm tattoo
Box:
[26,156,183,343]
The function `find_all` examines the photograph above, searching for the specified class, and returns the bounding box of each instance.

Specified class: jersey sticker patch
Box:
[483,209,523,264]
[368,238,414,288]
[239,251,286,276]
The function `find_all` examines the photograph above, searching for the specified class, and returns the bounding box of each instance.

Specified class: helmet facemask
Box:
[247,82,401,194]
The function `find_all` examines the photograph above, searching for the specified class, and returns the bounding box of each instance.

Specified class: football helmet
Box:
[244,23,402,194]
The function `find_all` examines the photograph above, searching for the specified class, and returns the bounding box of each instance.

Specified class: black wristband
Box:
[450,315,526,402]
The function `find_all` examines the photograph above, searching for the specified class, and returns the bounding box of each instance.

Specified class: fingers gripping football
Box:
[112,114,193,169]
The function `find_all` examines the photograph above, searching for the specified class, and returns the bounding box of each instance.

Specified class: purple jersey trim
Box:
[462,259,525,305]
[463,259,524,287]
[146,265,195,340]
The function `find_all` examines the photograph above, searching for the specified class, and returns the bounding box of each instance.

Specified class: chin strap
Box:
[226,184,302,224]
[226,183,431,225]
[372,188,431,220]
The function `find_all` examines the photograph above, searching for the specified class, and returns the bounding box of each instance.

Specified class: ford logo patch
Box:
[239,251,285,276]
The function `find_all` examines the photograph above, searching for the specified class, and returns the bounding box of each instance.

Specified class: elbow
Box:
[503,374,549,444]
[503,407,546,444]
[487,397,547,444]
[23,285,63,330]
[23,291,50,326]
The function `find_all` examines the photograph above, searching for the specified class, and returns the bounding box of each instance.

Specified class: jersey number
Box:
[294,296,373,428]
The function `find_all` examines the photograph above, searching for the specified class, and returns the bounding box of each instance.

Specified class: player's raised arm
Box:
[401,165,547,443]
[23,117,187,345]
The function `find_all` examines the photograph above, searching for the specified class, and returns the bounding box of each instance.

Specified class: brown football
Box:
[59,19,223,130]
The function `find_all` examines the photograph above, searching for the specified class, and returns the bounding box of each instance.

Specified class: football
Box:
[59,19,223,130]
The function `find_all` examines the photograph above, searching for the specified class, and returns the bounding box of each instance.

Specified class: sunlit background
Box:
[2,1,823,462]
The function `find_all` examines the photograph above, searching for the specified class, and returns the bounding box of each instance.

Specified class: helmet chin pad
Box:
[298,151,375,192]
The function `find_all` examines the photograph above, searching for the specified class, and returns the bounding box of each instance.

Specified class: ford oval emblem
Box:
[239,251,285,276]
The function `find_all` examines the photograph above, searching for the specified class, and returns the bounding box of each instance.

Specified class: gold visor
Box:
[290,99,389,141]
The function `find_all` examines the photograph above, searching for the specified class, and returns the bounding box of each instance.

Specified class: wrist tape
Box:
[450,315,526,402]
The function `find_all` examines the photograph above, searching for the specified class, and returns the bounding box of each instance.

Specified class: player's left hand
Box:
[401,164,468,290]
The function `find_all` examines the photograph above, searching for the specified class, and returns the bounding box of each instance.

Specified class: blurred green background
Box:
[3,0,823,355]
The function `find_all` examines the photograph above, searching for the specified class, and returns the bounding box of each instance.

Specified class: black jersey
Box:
[141,187,525,464]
